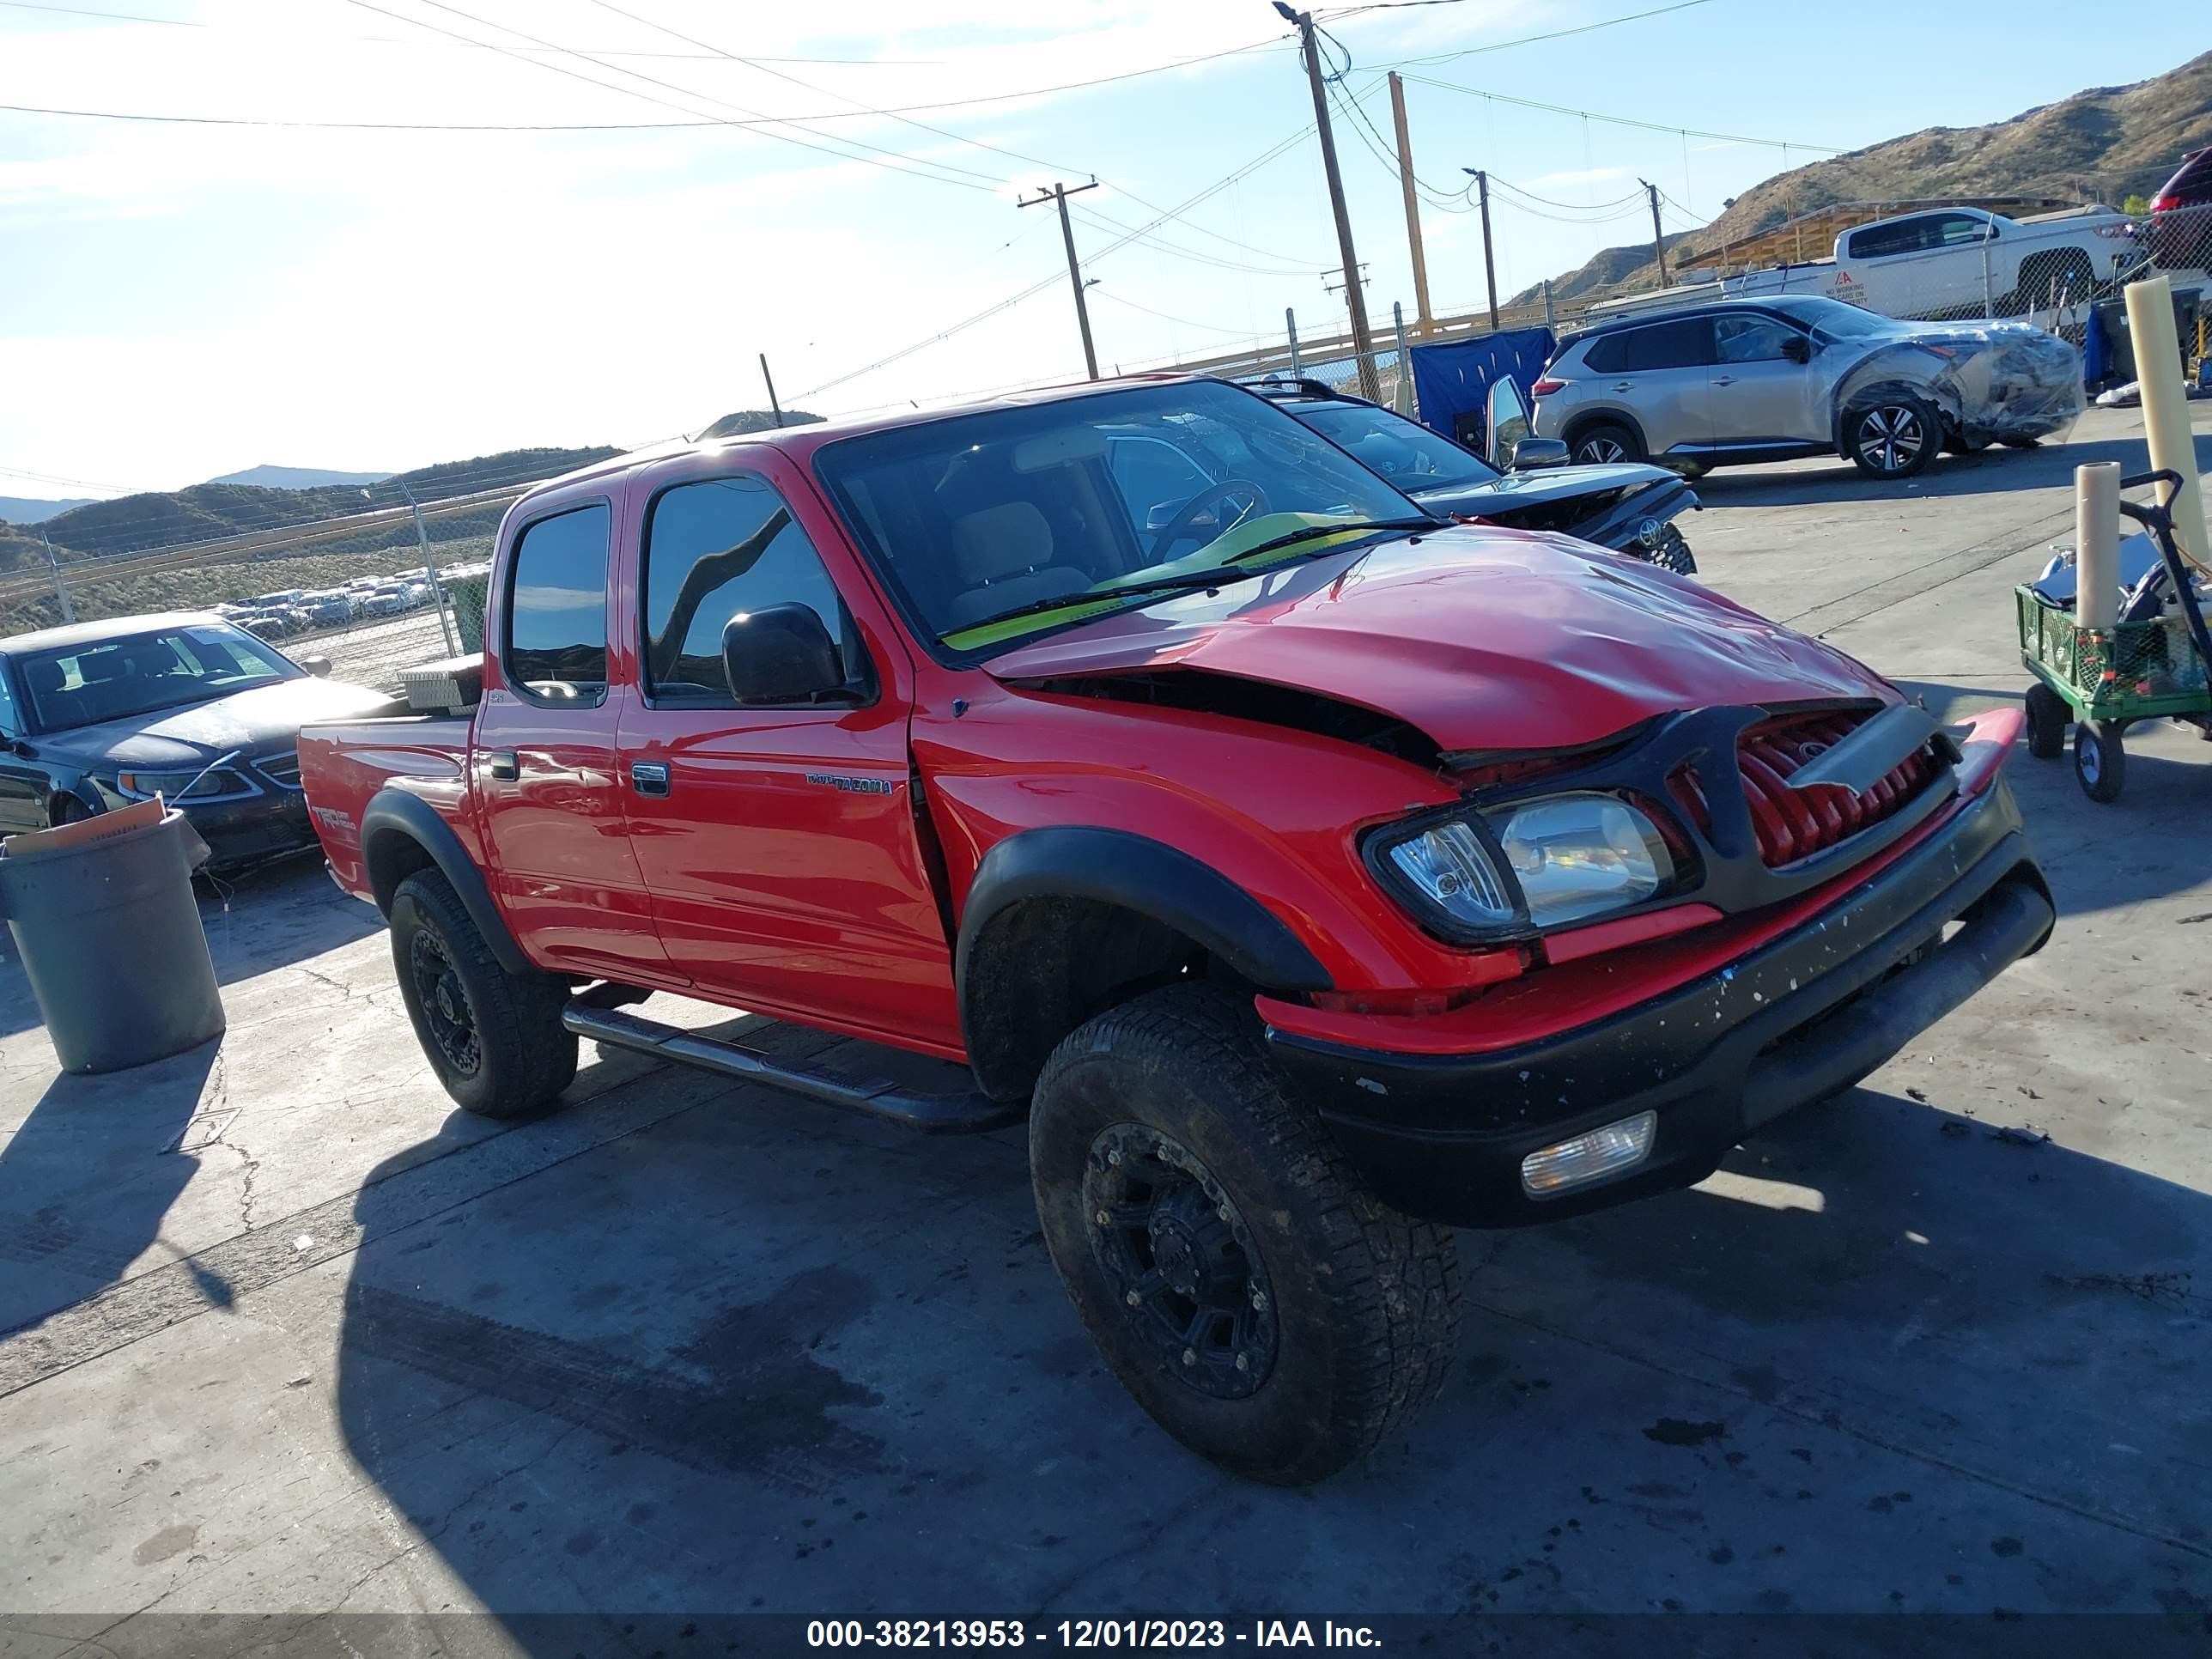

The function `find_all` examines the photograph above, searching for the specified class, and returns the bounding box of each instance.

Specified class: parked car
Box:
[1724,204,2140,319]
[0,613,392,866]
[1532,295,2082,480]
[300,374,2050,1484]
[237,611,291,641]
[295,591,355,629]
[2145,149,2212,271]
[1256,379,1698,573]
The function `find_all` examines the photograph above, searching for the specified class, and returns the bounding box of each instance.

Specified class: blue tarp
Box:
[1409,328,1556,450]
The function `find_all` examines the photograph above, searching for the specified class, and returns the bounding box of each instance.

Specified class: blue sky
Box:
[0,0,2194,495]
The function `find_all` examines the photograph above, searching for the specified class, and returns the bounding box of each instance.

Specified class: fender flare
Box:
[359,788,532,975]
[956,826,1332,998]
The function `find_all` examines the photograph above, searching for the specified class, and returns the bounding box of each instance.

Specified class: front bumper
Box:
[1267,779,2051,1227]
[176,792,319,868]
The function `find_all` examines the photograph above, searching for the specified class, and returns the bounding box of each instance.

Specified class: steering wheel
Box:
[1149,477,1273,559]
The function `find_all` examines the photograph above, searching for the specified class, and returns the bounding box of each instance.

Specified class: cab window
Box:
[1713,314,1802,363]
[505,504,611,701]
[641,475,869,706]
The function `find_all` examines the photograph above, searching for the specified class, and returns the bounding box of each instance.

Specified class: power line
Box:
[0,0,943,60]
[1363,0,1716,63]
[1400,71,1843,153]
[366,0,1012,191]
[1089,290,1265,338]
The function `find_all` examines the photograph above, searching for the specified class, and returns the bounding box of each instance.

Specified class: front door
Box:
[613,455,958,1052]
[1583,314,1715,460]
[475,493,672,981]
[1709,312,1821,445]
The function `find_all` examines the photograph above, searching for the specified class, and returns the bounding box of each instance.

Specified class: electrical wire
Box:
[1073,208,1315,277]
[0,0,942,61]
[1089,291,1264,337]
[1360,0,1715,64]
[1400,72,1843,153]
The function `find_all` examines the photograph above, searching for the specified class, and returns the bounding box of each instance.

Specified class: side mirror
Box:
[1781,335,1812,363]
[723,604,848,707]
[1509,437,1571,471]
[295,654,333,678]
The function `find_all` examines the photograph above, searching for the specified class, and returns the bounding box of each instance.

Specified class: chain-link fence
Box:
[0,454,607,690]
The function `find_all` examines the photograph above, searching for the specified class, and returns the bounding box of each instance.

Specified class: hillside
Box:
[1512,48,2212,304]
[700,406,823,439]
[206,465,395,489]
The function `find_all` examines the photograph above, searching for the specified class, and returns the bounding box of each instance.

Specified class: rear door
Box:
[1584,316,1715,457]
[0,662,47,834]
[613,450,959,1051]
[1709,312,1820,444]
[474,489,673,980]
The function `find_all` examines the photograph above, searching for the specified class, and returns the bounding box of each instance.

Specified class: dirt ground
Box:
[3,404,2209,1657]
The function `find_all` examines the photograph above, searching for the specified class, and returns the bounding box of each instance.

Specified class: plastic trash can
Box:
[0,805,225,1073]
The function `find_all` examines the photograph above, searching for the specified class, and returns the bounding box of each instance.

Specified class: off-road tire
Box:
[1844,391,1938,479]
[2074,719,2126,804]
[389,868,576,1116]
[1567,420,1644,466]
[1638,522,1698,576]
[2024,682,2068,760]
[1029,983,1462,1486]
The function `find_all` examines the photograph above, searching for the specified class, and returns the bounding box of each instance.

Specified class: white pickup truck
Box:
[1723,205,2141,320]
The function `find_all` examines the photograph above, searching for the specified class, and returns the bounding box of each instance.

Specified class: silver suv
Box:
[1530,295,2080,481]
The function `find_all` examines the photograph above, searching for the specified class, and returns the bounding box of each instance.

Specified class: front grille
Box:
[256,750,302,789]
[1668,711,1942,868]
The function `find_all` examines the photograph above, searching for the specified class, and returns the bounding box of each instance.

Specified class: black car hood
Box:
[33,676,392,771]
[1412,459,1678,517]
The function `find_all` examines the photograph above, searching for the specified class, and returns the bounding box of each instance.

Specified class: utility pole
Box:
[1020,179,1102,380]
[399,483,459,658]
[1387,72,1433,337]
[1641,179,1670,287]
[1285,308,1303,379]
[759,353,785,427]
[1279,3,1382,401]
[39,529,74,625]
[1462,168,1500,331]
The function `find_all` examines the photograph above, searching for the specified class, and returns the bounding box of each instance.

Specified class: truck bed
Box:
[297,713,473,902]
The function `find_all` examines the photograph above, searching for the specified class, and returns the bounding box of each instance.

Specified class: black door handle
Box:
[630,761,671,797]
[486,750,519,781]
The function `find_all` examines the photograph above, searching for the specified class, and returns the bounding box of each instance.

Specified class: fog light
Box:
[1521,1110,1657,1197]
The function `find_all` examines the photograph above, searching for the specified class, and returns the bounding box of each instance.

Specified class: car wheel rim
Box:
[1577,436,1625,464]
[409,929,481,1076]
[1857,405,1924,472]
[1083,1124,1277,1401]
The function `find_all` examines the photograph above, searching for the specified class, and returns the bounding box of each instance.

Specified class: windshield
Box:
[16,621,298,732]
[1283,398,1501,491]
[813,380,1425,653]
[1761,296,1901,343]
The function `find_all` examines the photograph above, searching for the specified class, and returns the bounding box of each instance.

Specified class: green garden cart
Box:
[2019,470,2212,803]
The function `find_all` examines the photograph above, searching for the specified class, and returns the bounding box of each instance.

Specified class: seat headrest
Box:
[951,501,1054,584]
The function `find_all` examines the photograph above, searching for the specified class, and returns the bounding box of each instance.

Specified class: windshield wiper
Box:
[948,518,1443,637]
[1215,515,1442,566]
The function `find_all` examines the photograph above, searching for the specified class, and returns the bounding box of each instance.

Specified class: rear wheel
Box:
[389,868,576,1116]
[1567,420,1644,466]
[2074,720,2126,803]
[2024,682,2068,759]
[1844,392,1938,479]
[1029,985,1462,1486]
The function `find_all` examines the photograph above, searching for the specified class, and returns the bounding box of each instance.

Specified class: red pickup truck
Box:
[301,374,2051,1484]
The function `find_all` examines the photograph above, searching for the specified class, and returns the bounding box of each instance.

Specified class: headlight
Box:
[1371,792,1675,939]
[114,769,250,801]
[1492,793,1674,927]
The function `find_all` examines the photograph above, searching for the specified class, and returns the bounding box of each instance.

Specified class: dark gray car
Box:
[0,613,392,866]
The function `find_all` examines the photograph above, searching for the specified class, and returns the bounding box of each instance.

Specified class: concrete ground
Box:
[3,405,2211,1655]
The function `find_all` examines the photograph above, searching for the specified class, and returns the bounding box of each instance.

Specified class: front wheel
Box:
[1029,985,1462,1486]
[1844,393,1937,479]
[389,868,577,1116]
[2074,719,2126,803]
[2024,682,2069,760]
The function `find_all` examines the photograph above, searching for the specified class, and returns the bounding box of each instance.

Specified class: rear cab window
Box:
[504,503,611,702]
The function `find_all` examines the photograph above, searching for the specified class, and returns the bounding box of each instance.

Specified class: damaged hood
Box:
[1413,459,1678,519]
[983,526,1895,753]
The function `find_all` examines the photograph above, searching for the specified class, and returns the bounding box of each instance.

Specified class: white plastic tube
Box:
[2124,274,2209,571]
[2075,460,2121,631]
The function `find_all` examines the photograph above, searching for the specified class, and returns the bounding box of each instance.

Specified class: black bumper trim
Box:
[1267,780,2051,1228]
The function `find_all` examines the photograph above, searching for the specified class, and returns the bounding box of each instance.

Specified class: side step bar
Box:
[562,1000,1023,1135]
